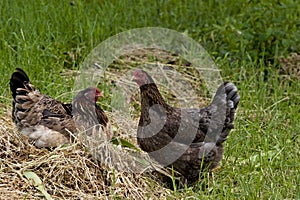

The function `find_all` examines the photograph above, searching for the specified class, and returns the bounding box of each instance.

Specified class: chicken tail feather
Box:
[214,82,240,145]
[10,68,31,99]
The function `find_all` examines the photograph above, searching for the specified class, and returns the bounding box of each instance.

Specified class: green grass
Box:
[0,0,299,199]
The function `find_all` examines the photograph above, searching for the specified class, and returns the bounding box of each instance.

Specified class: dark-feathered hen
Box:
[10,68,110,148]
[133,69,240,183]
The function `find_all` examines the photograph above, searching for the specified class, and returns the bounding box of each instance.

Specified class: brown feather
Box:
[10,68,110,148]
[133,69,240,183]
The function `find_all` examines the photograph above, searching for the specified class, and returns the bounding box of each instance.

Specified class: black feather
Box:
[134,69,240,184]
[10,68,30,99]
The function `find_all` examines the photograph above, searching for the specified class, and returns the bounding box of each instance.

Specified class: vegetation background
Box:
[0,0,299,199]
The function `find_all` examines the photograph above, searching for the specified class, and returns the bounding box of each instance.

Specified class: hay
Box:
[0,107,173,199]
[279,52,300,80]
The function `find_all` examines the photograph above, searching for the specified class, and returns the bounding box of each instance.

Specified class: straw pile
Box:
[0,106,175,199]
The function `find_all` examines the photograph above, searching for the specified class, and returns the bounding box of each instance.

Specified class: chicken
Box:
[10,68,109,148]
[133,69,240,183]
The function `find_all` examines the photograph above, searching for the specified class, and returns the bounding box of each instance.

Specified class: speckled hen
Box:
[10,68,110,148]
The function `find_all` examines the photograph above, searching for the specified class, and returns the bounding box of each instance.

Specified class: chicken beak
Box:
[97,91,104,98]
[132,76,138,83]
